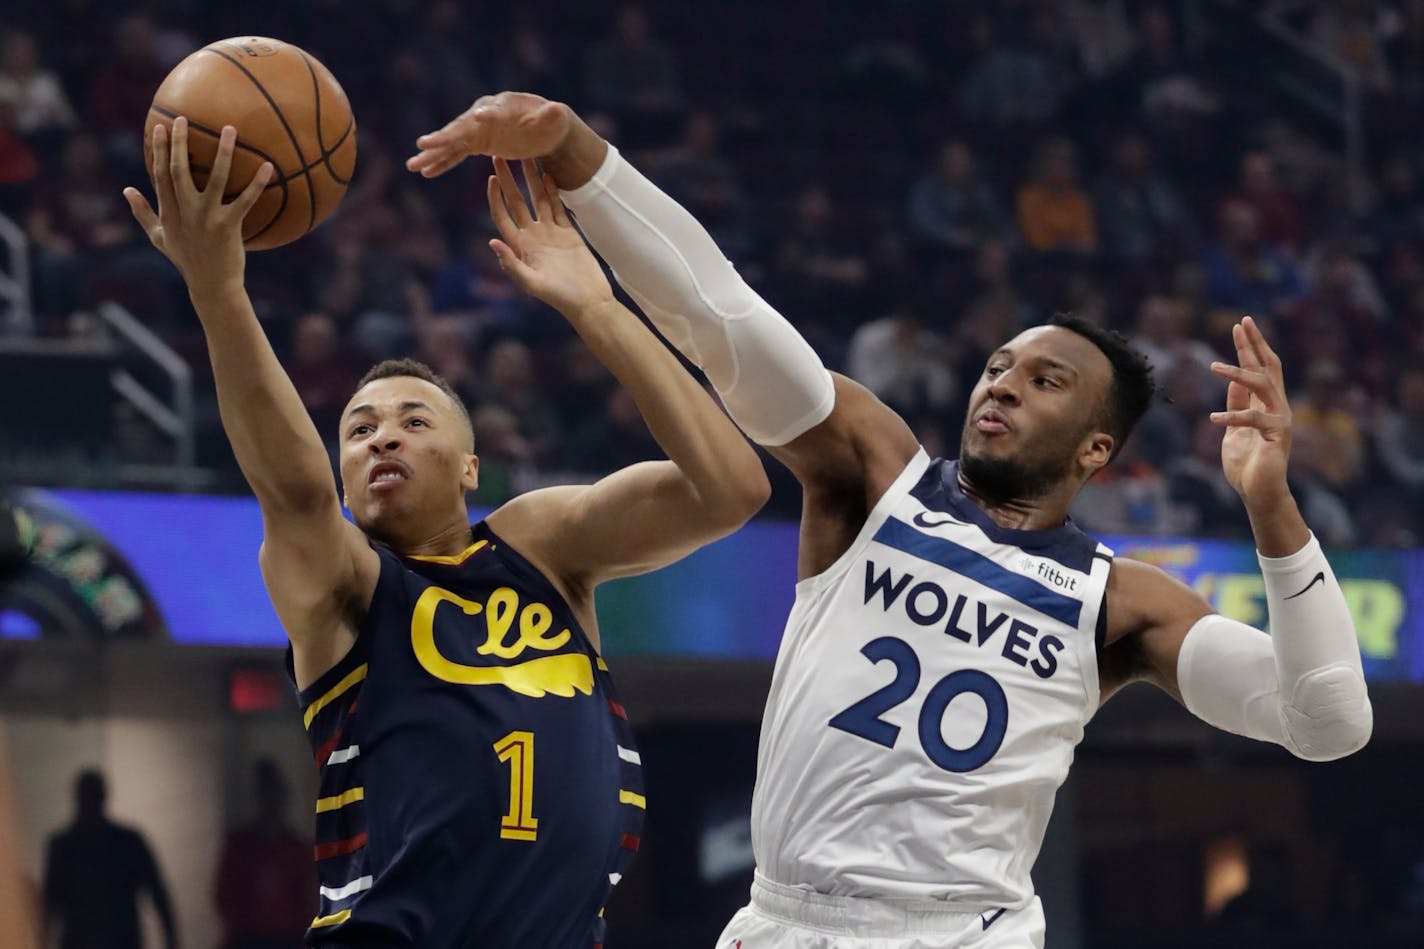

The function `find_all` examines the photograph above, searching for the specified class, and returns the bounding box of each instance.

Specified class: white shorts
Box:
[714,874,1045,949]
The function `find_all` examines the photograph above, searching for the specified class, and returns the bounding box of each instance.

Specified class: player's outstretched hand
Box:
[123,117,272,300]
[487,157,614,318]
[1209,316,1293,507]
[407,92,571,177]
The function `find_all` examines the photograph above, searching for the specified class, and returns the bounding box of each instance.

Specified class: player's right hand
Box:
[123,117,272,301]
[406,92,572,177]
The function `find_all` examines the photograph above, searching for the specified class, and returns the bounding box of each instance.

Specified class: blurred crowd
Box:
[3,0,1424,546]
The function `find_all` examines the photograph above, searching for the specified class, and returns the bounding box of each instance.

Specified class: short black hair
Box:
[1047,313,1156,461]
[355,358,475,450]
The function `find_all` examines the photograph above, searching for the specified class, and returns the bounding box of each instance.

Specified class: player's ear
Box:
[1081,431,1114,475]
[462,453,480,493]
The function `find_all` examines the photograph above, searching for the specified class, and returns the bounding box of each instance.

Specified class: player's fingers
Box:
[151,123,179,219]
[169,116,199,201]
[1210,408,1284,435]
[228,162,273,221]
[206,126,237,204]
[522,159,551,221]
[489,238,535,286]
[543,174,571,227]
[1211,362,1280,413]
[122,187,161,243]
[493,158,532,226]
[1224,378,1250,413]
[1241,316,1284,379]
[487,175,521,245]
[1232,321,1263,371]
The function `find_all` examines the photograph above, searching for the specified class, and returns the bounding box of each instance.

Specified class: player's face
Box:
[338,377,477,538]
[959,327,1114,500]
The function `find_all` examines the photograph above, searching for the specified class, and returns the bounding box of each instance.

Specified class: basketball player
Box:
[410,93,1373,948]
[123,119,770,947]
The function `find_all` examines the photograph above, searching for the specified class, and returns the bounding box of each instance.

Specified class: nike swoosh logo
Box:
[912,511,963,529]
[981,908,1006,930]
[1284,571,1325,600]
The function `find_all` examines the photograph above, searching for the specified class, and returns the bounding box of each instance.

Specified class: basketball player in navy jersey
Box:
[411,94,1373,948]
[123,119,769,947]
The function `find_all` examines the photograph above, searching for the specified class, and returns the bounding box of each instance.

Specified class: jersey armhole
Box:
[794,448,932,598]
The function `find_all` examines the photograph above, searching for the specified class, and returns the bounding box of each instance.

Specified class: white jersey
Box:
[751,450,1112,912]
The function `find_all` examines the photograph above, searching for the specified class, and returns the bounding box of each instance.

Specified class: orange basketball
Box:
[144,36,356,250]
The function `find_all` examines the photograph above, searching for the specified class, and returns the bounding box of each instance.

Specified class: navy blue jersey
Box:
[289,521,644,948]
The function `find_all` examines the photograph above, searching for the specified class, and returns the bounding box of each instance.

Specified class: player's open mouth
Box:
[368,462,409,487]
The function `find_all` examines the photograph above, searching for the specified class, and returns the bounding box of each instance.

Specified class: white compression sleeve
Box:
[560,145,835,446]
[1176,534,1373,761]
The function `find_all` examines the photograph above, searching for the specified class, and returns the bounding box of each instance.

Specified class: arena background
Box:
[3,1,1424,946]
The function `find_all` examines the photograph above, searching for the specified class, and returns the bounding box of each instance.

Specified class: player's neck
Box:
[394,518,475,559]
[956,474,1075,532]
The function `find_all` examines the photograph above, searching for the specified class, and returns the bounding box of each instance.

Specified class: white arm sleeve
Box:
[560,145,834,446]
[1176,534,1373,761]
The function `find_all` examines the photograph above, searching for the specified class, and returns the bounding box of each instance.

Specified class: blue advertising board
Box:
[0,488,1416,682]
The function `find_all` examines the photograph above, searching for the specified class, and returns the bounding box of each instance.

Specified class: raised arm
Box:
[409,95,919,575]
[481,159,768,589]
[124,119,378,687]
[1100,317,1371,761]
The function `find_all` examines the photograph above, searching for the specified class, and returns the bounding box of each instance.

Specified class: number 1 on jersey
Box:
[494,730,538,841]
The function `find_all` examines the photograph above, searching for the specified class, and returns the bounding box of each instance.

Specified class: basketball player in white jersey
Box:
[409,94,1374,948]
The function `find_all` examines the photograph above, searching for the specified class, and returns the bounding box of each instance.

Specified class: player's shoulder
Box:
[1104,555,1212,643]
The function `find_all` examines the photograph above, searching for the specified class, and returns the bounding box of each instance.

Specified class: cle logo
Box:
[411,585,593,697]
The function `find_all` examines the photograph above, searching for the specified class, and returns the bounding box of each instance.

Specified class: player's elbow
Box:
[1281,664,1373,762]
[716,464,771,528]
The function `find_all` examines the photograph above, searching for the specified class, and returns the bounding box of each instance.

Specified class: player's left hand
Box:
[407,92,571,177]
[123,117,272,301]
[487,158,614,318]
[1209,316,1293,508]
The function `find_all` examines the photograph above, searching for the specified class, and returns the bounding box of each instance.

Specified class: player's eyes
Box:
[985,366,1004,377]
[407,418,427,427]
[349,424,371,437]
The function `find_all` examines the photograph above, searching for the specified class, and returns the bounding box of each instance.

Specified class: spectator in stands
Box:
[1288,425,1358,547]
[775,184,871,334]
[1130,293,1219,383]
[1167,417,1246,538]
[906,140,1014,255]
[1199,200,1307,317]
[87,14,164,164]
[429,229,524,331]
[549,337,615,437]
[846,300,957,421]
[1365,155,1424,256]
[286,312,363,443]
[1226,151,1310,256]
[1309,0,1394,89]
[1292,359,1367,493]
[469,404,534,505]
[1093,129,1195,265]
[1107,2,1218,137]
[585,4,683,145]
[475,338,560,465]
[0,100,40,225]
[213,759,312,949]
[496,19,571,105]
[1376,367,1424,533]
[957,12,1071,134]
[641,111,754,260]
[560,386,662,473]
[25,132,148,329]
[1016,138,1097,254]
[0,30,76,149]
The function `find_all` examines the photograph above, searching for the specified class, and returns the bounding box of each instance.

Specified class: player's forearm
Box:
[566,299,768,520]
[1243,490,1311,558]
[538,105,609,191]
[191,288,339,512]
[553,143,834,447]
[1176,532,1372,761]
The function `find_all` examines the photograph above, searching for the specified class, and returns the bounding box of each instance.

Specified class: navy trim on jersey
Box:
[909,459,1100,573]
[873,517,1084,628]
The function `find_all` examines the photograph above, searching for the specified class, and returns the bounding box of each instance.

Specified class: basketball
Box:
[143,36,356,250]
